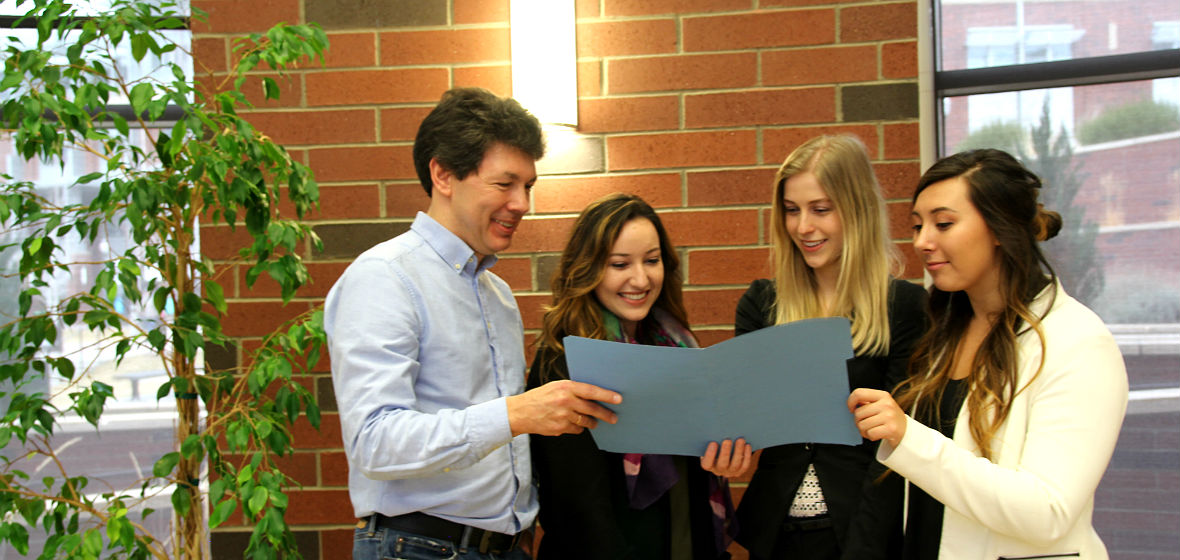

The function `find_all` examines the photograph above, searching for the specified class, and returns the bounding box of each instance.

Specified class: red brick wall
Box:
[192,0,921,557]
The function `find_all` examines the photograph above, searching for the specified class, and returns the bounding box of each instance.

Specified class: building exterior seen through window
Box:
[936,0,1179,556]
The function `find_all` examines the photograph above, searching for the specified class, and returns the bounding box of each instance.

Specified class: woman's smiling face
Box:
[911,176,1002,298]
[594,218,664,338]
[783,171,844,278]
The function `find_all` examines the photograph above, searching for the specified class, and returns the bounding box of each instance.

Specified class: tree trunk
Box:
[174,352,206,559]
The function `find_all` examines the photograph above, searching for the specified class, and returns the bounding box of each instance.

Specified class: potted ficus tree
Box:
[0,0,329,557]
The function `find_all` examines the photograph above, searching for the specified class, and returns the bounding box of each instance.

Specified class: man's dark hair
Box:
[412,87,545,196]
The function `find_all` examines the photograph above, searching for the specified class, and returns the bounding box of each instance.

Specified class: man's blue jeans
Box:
[352,524,531,560]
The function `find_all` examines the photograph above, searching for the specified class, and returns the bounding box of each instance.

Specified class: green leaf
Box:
[152,451,180,478]
[182,329,204,356]
[210,478,228,504]
[227,422,250,451]
[153,286,170,313]
[81,529,102,556]
[0,71,23,91]
[248,486,268,515]
[148,329,167,351]
[106,510,128,545]
[305,396,321,429]
[273,358,293,381]
[256,419,273,439]
[266,428,290,451]
[129,83,154,115]
[204,280,227,314]
[283,390,300,422]
[6,521,28,555]
[131,34,148,62]
[261,76,279,100]
[75,172,103,184]
[263,506,285,541]
[53,358,75,380]
[155,376,173,400]
[112,113,129,136]
[154,131,173,167]
[210,499,236,528]
[182,291,202,313]
[266,261,289,292]
[180,434,203,460]
[237,463,255,485]
[171,486,192,517]
[269,489,288,509]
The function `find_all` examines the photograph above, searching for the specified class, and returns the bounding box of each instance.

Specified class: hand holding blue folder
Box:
[564,316,862,456]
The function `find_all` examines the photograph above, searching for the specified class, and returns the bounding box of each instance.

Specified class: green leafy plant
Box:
[0,0,328,558]
[1076,98,1180,145]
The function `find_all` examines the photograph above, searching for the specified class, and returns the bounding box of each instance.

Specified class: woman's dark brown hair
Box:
[894,149,1062,459]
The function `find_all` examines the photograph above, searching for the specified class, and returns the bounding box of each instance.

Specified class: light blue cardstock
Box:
[564,316,862,456]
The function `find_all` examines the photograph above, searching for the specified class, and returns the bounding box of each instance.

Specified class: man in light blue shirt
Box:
[326,88,622,560]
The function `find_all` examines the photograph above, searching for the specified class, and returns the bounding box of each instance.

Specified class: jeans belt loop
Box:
[366,513,377,538]
[457,524,474,554]
[479,529,496,554]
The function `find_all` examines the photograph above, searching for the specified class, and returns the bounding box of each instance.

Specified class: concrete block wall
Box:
[192,0,921,557]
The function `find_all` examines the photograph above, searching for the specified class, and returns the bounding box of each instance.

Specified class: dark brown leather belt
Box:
[366,512,519,554]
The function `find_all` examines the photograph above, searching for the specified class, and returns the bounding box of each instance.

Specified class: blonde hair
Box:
[770,134,902,356]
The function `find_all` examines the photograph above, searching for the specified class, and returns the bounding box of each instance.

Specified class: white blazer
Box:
[879,282,1128,559]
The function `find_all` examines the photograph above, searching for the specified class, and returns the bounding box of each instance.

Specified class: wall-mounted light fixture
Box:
[509,0,578,128]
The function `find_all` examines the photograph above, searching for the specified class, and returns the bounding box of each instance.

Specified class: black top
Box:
[733,278,928,560]
[527,343,731,560]
[903,377,967,560]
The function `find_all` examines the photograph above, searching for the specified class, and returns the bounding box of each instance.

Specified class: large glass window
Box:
[935,0,1180,556]
[1,1,193,556]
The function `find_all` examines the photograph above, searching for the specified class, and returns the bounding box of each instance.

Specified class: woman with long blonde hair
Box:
[850,149,1128,559]
[735,135,928,559]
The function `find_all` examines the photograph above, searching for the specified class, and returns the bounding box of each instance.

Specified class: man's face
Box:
[433,142,537,260]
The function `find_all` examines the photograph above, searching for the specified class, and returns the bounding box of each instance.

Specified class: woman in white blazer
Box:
[848,149,1128,559]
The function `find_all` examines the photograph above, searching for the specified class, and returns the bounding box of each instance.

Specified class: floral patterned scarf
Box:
[601,307,737,553]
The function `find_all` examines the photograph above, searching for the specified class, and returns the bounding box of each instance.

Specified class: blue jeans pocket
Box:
[390,533,458,560]
[353,527,459,560]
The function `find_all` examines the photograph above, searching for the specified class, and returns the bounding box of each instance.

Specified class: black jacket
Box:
[528,344,731,560]
[733,278,927,559]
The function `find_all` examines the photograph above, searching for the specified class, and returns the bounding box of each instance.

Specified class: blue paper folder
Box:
[564,316,862,455]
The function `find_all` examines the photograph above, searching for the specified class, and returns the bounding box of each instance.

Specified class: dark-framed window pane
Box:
[939,0,1180,71]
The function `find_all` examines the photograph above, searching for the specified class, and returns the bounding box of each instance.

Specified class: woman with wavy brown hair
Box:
[528,192,748,559]
[850,149,1128,559]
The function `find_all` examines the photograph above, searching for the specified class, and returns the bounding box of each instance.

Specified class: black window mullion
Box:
[936,49,1180,97]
